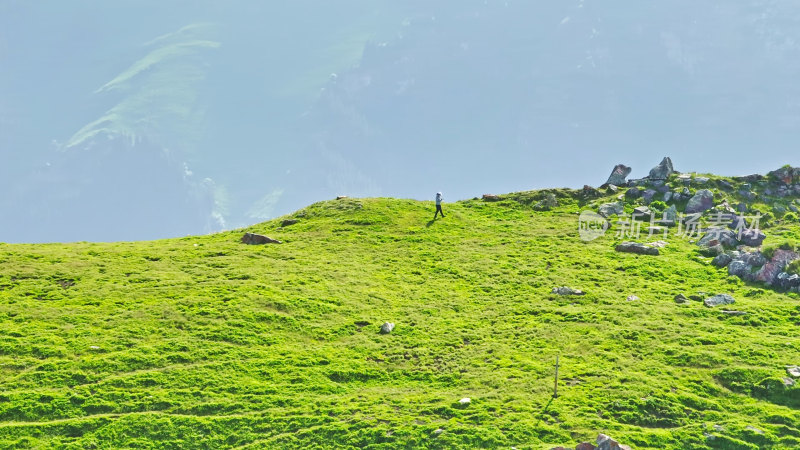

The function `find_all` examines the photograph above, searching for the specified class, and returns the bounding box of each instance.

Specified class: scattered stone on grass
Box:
[615,242,659,256]
[241,233,282,245]
[704,294,735,307]
[379,322,395,334]
[552,287,585,296]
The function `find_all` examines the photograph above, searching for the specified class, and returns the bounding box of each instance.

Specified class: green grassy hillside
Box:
[1,184,800,448]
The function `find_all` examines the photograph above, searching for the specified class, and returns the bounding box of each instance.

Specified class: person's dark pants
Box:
[434,204,444,219]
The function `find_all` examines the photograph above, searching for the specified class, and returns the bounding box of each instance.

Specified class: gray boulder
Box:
[740,229,766,247]
[685,189,714,214]
[625,187,643,200]
[674,294,689,303]
[379,322,395,334]
[727,260,750,278]
[712,253,733,268]
[704,294,735,307]
[598,202,624,218]
[552,287,585,296]
[633,206,652,219]
[596,433,632,450]
[648,157,674,180]
[694,177,710,184]
[616,242,659,256]
[698,228,739,248]
[718,179,734,190]
[663,205,678,223]
[775,272,800,291]
[642,189,658,204]
[241,233,282,245]
[700,244,724,257]
[605,164,632,186]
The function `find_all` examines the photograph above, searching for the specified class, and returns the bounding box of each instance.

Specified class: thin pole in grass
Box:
[553,354,560,399]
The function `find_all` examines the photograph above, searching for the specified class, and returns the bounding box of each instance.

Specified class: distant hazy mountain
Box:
[2,0,800,242]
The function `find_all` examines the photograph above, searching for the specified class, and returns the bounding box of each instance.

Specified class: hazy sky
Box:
[2,1,800,242]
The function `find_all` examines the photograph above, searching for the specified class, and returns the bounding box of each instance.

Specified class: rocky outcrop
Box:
[241,233,282,244]
[605,164,632,186]
[754,249,799,285]
[648,157,674,180]
[615,242,659,255]
[685,189,714,214]
[726,249,799,287]
[768,166,799,185]
[482,194,501,202]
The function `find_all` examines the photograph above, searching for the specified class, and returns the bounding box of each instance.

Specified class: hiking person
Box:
[434,192,445,219]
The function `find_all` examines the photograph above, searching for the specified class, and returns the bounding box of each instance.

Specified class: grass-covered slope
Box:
[1,191,799,449]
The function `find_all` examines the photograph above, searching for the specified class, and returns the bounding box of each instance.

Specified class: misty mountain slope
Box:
[3,1,800,242]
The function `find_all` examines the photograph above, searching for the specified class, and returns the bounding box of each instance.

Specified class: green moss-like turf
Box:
[1,190,799,448]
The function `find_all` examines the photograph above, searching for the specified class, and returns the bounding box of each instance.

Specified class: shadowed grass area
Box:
[1,191,799,448]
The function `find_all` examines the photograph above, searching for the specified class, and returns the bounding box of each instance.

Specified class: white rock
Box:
[89,346,101,350]
[459,397,471,405]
